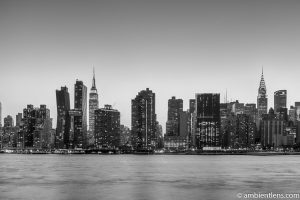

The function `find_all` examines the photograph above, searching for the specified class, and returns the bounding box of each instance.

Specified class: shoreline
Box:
[1,150,300,156]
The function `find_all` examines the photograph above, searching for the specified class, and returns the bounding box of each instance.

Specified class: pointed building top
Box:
[258,67,266,95]
[91,67,97,91]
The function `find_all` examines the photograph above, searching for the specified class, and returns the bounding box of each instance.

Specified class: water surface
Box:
[1,154,300,200]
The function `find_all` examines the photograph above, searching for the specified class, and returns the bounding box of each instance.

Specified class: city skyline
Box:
[1,0,300,131]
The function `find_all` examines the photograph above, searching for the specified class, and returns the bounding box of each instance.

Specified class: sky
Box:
[1,0,300,132]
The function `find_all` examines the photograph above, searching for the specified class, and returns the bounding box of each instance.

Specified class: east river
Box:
[1,154,300,200]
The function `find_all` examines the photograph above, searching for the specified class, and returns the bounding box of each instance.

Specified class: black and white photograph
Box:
[1,0,300,199]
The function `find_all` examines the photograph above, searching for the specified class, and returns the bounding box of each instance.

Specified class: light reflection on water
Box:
[0,155,300,200]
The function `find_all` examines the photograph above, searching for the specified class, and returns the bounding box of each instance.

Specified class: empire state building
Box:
[257,69,268,118]
[89,68,99,133]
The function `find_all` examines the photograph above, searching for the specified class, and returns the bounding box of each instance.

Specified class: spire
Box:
[258,67,266,94]
[91,67,97,91]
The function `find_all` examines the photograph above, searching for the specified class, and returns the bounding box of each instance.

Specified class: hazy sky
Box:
[1,0,300,131]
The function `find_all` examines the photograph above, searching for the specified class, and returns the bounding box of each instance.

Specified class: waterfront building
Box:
[131,88,157,149]
[257,69,268,119]
[164,136,188,150]
[235,114,256,148]
[68,109,83,149]
[260,108,285,148]
[194,93,221,149]
[155,122,164,149]
[220,113,236,148]
[55,86,70,149]
[89,68,99,134]
[74,80,87,148]
[166,96,183,137]
[94,105,120,149]
[1,115,18,148]
[189,99,196,147]
[120,125,131,146]
[18,105,52,149]
[274,90,287,112]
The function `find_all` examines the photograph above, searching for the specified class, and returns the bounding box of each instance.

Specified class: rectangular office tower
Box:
[166,96,183,136]
[131,88,157,150]
[19,105,52,149]
[55,86,70,149]
[74,80,87,149]
[195,93,221,149]
[94,105,120,149]
[274,90,287,112]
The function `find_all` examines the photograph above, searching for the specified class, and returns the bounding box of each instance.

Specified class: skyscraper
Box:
[4,115,14,127]
[257,69,268,119]
[89,68,99,133]
[20,105,51,148]
[166,96,183,136]
[294,102,300,121]
[261,108,285,148]
[131,88,157,149]
[16,113,22,127]
[274,90,287,112]
[74,80,87,148]
[55,86,70,149]
[195,93,221,149]
[94,105,120,149]
[68,109,82,149]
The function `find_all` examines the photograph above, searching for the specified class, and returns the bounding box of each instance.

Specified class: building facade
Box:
[18,105,52,149]
[131,88,157,149]
[89,69,99,134]
[194,93,221,149]
[55,86,70,149]
[166,96,183,136]
[68,109,83,149]
[260,108,285,148]
[257,70,268,119]
[94,105,120,149]
[274,90,287,112]
[16,113,22,127]
[74,80,87,148]
[4,115,14,127]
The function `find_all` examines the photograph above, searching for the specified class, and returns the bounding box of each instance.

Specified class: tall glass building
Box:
[274,90,287,112]
[55,86,70,149]
[195,93,220,149]
[74,80,87,149]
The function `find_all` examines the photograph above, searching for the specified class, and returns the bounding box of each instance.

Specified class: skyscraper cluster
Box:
[1,69,300,151]
[55,71,123,150]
